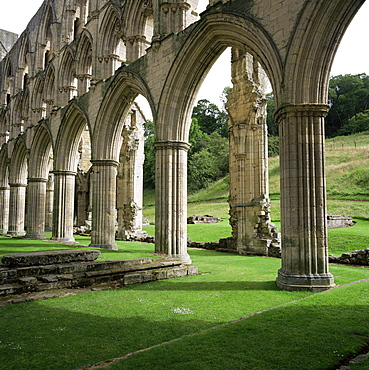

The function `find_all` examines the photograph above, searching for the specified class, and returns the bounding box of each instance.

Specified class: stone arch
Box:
[75,30,93,95]
[55,101,90,171]
[273,0,365,291]
[31,74,46,121]
[1,56,12,106]
[52,101,90,242]
[93,69,155,160]
[25,122,54,239]
[44,64,56,114]
[98,3,125,78]
[89,69,154,249]
[36,1,57,70]
[59,47,77,104]
[123,0,153,61]
[0,147,10,234]
[152,12,282,263]
[11,95,23,136]
[282,1,364,105]
[8,137,28,235]
[29,123,53,180]
[157,12,282,141]
[0,109,10,145]
[17,35,31,91]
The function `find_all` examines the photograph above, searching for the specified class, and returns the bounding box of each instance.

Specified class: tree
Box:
[341,110,369,135]
[192,99,228,137]
[266,92,278,136]
[326,74,369,137]
[143,120,155,188]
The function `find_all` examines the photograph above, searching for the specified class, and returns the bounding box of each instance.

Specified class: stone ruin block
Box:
[187,215,222,224]
[327,214,355,229]
[2,249,101,267]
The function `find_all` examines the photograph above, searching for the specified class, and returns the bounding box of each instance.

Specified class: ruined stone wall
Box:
[0,29,18,61]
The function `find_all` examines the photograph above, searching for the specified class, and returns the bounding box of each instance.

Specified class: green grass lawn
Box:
[1,246,369,370]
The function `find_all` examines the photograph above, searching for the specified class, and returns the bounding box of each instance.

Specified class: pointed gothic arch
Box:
[25,122,54,239]
[0,147,10,234]
[98,3,125,78]
[75,30,93,95]
[59,47,77,104]
[123,0,153,61]
[36,2,57,70]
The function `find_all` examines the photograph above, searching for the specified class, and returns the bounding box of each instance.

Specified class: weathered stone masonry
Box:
[0,0,365,291]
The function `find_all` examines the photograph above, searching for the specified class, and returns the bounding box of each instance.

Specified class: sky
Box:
[1,0,368,110]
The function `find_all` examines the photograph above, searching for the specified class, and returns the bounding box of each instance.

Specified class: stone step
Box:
[0,263,198,299]
[0,257,175,284]
[2,249,101,267]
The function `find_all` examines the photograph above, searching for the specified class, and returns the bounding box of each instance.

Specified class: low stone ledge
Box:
[2,249,101,267]
[329,248,369,266]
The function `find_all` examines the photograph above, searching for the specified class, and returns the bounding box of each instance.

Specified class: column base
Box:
[173,252,192,265]
[89,243,118,251]
[7,231,26,236]
[52,236,77,244]
[24,232,47,240]
[276,269,335,292]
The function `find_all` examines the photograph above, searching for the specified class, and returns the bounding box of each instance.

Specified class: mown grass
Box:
[1,247,368,370]
[0,233,157,264]
[112,281,369,370]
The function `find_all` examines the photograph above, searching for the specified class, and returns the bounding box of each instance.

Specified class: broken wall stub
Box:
[116,104,147,240]
[227,49,280,256]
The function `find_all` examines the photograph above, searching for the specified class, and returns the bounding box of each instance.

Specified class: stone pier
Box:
[25,178,47,239]
[275,104,335,291]
[227,49,280,256]
[155,141,191,264]
[52,171,76,243]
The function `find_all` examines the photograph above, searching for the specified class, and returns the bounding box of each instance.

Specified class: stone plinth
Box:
[2,249,101,267]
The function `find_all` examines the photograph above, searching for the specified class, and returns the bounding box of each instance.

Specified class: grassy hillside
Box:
[142,132,369,250]
[269,131,369,200]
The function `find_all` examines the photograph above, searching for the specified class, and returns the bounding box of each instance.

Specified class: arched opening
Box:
[76,31,93,95]
[99,5,125,79]
[0,148,10,234]
[26,124,54,239]
[8,138,28,236]
[52,103,90,243]
[124,0,154,62]
[59,48,77,105]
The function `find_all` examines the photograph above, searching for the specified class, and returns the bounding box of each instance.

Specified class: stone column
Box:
[25,178,47,239]
[155,141,191,264]
[89,159,118,250]
[52,170,76,243]
[8,183,27,236]
[275,104,335,292]
[45,174,54,232]
[0,186,10,234]
[227,49,280,255]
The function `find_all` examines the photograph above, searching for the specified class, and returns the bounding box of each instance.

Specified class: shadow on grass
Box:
[136,280,278,291]
[1,283,368,370]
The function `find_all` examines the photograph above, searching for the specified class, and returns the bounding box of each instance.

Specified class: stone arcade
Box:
[0,0,364,292]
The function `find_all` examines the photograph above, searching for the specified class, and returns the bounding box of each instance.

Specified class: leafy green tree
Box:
[187,130,229,192]
[326,73,369,137]
[192,99,228,137]
[341,110,369,135]
[266,92,278,136]
[143,120,155,188]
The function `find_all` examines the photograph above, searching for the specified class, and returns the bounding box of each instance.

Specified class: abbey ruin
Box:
[0,0,365,292]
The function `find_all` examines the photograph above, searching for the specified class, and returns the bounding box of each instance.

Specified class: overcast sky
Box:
[1,0,368,109]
